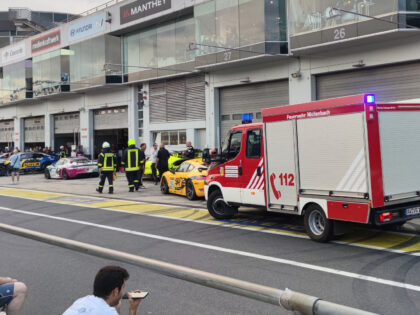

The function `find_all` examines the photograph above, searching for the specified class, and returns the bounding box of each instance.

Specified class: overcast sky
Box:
[0,0,111,15]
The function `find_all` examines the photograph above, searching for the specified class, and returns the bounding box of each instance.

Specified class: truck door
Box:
[265,120,299,209]
[220,130,244,203]
[241,128,265,205]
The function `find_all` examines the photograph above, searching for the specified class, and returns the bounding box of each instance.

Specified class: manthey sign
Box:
[120,0,171,25]
[1,42,26,64]
[68,12,107,43]
[31,30,61,53]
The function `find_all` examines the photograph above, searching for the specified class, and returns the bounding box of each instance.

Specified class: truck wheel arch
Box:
[207,184,222,198]
[300,199,328,218]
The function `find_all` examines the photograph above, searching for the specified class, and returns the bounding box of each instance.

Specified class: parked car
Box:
[45,157,99,180]
[144,152,187,179]
[4,152,58,172]
[160,158,208,200]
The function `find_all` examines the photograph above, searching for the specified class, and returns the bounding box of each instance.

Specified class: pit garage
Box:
[316,62,420,102]
[24,116,45,150]
[0,120,14,152]
[93,106,128,157]
[219,80,289,142]
[54,112,80,152]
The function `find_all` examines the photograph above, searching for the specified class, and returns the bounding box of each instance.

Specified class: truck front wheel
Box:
[304,205,333,242]
[207,190,236,219]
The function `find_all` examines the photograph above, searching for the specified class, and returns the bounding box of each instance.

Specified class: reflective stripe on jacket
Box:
[123,148,140,171]
[98,152,115,171]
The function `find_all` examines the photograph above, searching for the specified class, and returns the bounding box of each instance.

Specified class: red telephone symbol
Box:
[270,173,282,200]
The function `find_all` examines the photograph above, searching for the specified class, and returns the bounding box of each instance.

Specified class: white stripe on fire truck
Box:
[251,166,264,190]
[246,159,264,189]
[336,149,364,191]
[342,158,366,192]
[256,175,265,190]
[349,165,368,192]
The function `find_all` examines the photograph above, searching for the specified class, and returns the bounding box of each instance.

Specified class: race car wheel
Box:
[161,178,169,194]
[44,168,51,179]
[62,169,70,180]
[207,190,236,219]
[304,204,333,242]
[186,181,197,201]
[41,163,50,171]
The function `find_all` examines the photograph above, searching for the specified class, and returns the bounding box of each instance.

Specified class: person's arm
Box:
[128,292,142,315]
[0,277,17,285]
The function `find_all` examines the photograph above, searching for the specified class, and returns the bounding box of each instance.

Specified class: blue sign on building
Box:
[68,12,106,43]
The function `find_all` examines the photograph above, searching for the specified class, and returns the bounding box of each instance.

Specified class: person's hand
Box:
[128,290,142,314]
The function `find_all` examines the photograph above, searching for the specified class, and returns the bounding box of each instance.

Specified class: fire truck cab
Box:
[204,94,420,242]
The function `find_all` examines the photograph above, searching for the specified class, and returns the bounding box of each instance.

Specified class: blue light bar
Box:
[365,94,375,104]
[242,113,253,124]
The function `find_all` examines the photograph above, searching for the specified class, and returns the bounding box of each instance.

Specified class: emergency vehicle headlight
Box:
[365,94,375,104]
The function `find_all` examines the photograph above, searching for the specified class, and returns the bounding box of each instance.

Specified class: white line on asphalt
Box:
[1,191,420,259]
[1,206,420,293]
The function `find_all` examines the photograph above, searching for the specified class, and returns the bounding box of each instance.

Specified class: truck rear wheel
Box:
[207,190,236,219]
[304,205,333,242]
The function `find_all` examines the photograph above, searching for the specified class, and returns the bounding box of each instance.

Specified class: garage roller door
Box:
[0,120,14,142]
[54,112,80,134]
[94,106,128,130]
[219,80,289,140]
[317,62,420,102]
[24,117,45,143]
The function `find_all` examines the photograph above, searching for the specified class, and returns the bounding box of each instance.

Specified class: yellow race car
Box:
[160,158,208,200]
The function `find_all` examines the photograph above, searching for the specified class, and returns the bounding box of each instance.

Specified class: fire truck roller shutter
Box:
[316,62,420,102]
[219,80,289,142]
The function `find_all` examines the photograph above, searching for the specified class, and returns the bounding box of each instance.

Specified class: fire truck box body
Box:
[205,94,420,241]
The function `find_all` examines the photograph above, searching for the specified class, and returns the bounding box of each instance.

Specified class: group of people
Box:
[1,265,143,314]
[96,140,195,194]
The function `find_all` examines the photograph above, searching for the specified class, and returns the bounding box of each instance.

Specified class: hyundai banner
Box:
[68,12,107,43]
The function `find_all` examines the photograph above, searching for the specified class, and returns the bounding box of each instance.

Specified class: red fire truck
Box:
[203,94,420,242]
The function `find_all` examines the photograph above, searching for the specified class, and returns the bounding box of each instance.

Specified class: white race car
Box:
[45,157,99,180]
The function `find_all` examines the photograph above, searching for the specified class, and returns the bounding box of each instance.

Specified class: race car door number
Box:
[406,207,420,216]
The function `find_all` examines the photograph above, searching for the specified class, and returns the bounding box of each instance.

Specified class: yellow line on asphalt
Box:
[0,187,419,254]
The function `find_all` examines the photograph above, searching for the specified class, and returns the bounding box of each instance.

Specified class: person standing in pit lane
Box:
[121,139,141,192]
[97,142,117,194]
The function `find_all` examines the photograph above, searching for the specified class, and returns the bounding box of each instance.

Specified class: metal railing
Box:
[0,223,377,315]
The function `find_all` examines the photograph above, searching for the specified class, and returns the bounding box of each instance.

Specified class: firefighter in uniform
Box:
[96,142,116,194]
[121,139,141,192]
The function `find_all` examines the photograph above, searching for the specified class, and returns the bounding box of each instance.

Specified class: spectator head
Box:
[160,143,165,149]
[186,141,192,147]
[153,143,158,149]
[140,143,146,150]
[93,266,129,306]
[13,149,18,154]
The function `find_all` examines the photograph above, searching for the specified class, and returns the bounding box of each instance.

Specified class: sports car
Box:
[45,157,99,180]
[4,152,58,172]
[143,153,186,179]
[160,158,208,200]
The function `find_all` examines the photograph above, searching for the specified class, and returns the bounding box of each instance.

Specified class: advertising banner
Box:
[120,0,171,25]
[68,12,107,43]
